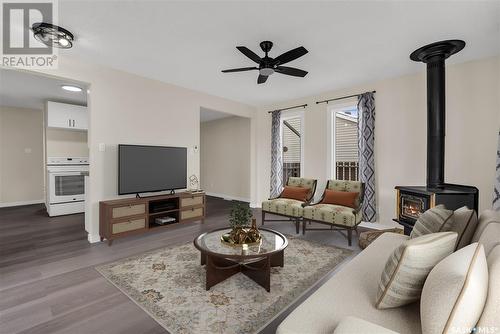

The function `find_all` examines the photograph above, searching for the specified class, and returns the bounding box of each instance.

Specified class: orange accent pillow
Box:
[280,186,309,201]
[321,189,359,208]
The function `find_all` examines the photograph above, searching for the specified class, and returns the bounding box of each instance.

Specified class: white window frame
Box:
[281,109,305,177]
[327,99,358,180]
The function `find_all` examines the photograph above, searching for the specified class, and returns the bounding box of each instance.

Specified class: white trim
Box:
[250,202,261,208]
[87,233,101,243]
[205,192,250,203]
[0,199,44,208]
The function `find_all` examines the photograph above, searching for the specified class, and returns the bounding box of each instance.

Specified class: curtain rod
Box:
[315,90,376,105]
[267,103,308,114]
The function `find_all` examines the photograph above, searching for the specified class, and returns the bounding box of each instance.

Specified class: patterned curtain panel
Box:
[494,130,500,211]
[357,92,377,222]
[270,110,283,198]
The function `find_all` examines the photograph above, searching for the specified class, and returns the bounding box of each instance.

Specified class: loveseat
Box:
[276,209,500,334]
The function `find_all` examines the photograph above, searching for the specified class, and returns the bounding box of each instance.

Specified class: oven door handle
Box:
[80,171,89,176]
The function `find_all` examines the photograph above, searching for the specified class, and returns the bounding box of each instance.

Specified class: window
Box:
[281,111,304,186]
[328,103,359,181]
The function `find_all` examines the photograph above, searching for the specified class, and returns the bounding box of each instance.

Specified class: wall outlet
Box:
[98,143,106,152]
[24,148,32,154]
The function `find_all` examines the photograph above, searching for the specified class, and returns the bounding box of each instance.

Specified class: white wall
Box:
[200,116,251,201]
[34,56,257,242]
[0,106,44,206]
[45,128,88,157]
[255,56,500,226]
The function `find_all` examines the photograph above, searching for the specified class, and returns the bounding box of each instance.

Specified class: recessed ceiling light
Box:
[61,85,82,92]
[32,22,74,49]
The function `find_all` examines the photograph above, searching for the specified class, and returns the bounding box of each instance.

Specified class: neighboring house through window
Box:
[281,110,304,186]
[328,102,359,181]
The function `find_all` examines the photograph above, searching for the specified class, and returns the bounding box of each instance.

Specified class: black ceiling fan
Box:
[222,41,308,84]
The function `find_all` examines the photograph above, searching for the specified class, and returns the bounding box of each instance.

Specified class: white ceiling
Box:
[200,107,235,123]
[55,1,500,106]
[0,69,88,110]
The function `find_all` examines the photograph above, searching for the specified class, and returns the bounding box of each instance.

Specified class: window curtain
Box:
[493,130,500,211]
[270,110,283,198]
[357,92,377,222]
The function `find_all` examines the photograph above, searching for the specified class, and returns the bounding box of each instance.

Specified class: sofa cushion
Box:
[473,209,500,255]
[447,206,477,250]
[321,189,358,208]
[303,204,359,227]
[376,232,457,309]
[262,198,304,217]
[476,244,500,331]
[281,186,309,201]
[333,316,399,334]
[472,209,500,242]
[410,205,454,238]
[420,243,488,334]
[276,232,422,334]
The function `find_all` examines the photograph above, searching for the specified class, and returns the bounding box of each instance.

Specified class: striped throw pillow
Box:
[375,232,457,309]
[410,205,454,238]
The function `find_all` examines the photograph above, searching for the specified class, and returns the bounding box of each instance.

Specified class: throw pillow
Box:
[321,189,358,208]
[410,205,454,238]
[375,232,457,309]
[420,243,488,334]
[446,206,478,250]
[280,186,309,202]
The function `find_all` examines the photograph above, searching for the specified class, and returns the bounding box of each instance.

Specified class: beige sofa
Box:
[276,209,500,334]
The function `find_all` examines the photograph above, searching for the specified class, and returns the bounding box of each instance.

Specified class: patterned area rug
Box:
[96,236,352,334]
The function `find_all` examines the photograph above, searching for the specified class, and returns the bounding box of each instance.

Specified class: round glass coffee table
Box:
[193,227,288,292]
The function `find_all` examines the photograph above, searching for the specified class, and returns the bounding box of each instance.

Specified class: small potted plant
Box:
[221,203,261,245]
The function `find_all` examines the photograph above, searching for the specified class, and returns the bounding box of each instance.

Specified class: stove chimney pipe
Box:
[410,40,465,188]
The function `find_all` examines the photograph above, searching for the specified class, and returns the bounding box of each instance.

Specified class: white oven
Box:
[46,157,89,216]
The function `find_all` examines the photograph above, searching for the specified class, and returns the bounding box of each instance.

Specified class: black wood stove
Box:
[395,40,479,235]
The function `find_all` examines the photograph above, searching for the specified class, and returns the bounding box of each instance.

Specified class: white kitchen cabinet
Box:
[46,101,88,130]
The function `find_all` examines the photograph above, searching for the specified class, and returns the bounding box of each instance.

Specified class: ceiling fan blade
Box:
[236,46,262,63]
[221,67,258,73]
[257,75,268,84]
[274,46,308,65]
[276,66,308,77]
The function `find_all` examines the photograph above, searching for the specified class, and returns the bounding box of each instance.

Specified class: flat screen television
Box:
[118,144,187,195]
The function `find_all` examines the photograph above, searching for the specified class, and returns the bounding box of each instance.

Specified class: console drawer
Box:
[181,196,203,208]
[112,204,146,219]
[181,207,203,220]
[112,218,146,234]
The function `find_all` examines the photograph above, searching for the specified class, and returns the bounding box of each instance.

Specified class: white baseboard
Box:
[205,192,250,203]
[0,199,44,208]
[87,233,101,243]
[250,202,261,208]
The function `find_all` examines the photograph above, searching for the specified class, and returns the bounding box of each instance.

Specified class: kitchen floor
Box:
[0,197,361,334]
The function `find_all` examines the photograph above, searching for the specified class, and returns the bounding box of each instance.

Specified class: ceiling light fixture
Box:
[32,22,74,49]
[61,85,82,92]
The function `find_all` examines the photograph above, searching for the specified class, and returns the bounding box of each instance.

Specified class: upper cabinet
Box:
[46,101,88,131]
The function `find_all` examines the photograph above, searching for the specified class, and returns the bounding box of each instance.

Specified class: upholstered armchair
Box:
[261,177,318,234]
[302,180,365,246]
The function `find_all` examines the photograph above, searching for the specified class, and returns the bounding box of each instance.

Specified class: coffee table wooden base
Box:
[200,250,284,292]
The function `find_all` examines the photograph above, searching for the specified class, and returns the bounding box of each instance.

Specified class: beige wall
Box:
[35,56,257,242]
[45,128,88,157]
[0,107,44,205]
[256,56,500,226]
[200,116,251,201]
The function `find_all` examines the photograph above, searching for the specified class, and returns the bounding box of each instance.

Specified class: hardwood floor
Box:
[0,197,361,334]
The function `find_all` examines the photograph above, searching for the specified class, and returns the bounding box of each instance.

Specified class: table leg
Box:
[270,250,284,267]
[205,255,240,290]
[241,256,271,292]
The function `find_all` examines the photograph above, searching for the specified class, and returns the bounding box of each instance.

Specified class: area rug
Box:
[96,236,352,334]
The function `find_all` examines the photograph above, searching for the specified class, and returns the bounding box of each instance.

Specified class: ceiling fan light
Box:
[259,68,274,76]
[32,22,74,49]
